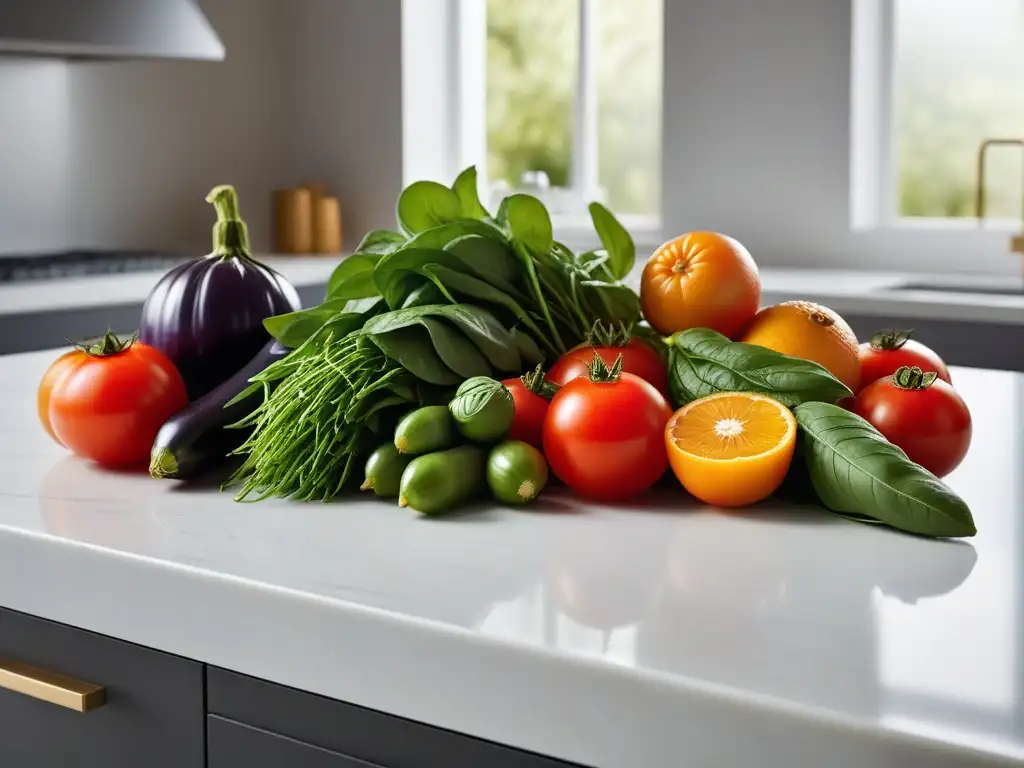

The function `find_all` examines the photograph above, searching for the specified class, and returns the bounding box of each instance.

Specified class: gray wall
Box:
[283,0,404,243]
[68,0,288,254]
[0,0,403,257]
[662,0,1016,276]
[0,59,71,254]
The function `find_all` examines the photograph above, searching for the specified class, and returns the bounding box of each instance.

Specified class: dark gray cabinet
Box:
[209,715,387,768]
[207,668,580,768]
[0,607,205,768]
[0,606,581,768]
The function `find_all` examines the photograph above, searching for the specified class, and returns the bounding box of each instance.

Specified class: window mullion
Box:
[572,0,600,201]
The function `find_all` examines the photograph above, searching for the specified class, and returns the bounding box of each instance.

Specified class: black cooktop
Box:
[0,250,191,283]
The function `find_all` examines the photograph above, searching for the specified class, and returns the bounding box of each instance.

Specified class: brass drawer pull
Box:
[0,658,106,712]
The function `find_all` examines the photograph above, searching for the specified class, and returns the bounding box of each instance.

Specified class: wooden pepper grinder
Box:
[312,194,343,254]
[273,188,313,253]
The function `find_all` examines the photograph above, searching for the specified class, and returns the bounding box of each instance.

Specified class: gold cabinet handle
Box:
[0,658,106,712]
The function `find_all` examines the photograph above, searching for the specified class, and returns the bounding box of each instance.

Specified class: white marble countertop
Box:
[1,255,1022,325]
[0,349,1021,767]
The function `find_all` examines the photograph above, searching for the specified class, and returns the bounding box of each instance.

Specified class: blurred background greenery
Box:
[485,0,1023,223]
[896,0,1024,219]
[486,0,662,216]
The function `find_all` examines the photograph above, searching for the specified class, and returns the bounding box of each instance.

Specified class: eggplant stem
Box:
[206,184,252,258]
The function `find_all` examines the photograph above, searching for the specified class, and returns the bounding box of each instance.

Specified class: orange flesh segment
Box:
[668,394,793,460]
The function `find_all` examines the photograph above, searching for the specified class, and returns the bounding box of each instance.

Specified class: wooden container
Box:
[312,195,343,254]
[273,188,313,253]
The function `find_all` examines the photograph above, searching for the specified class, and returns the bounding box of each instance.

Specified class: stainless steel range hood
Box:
[0,0,224,60]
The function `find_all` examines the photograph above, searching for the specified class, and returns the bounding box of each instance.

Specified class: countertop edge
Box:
[0,526,1013,768]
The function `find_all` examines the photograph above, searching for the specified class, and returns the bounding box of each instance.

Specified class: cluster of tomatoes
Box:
[503,333,672,501]
[852,330,971,478]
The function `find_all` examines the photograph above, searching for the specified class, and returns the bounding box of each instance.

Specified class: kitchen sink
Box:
[892,282,1024,297]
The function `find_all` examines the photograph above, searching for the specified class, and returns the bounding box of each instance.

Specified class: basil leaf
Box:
[449,377,505,422]
[794,402,976,538]
[451,166,491,219]
[588,202,635,280]
[327,253,382,300]
[668,328,853,408]
[396,181,462,235]
[353,229,406,256]
[500,194,554,254]
[263,301,353,348]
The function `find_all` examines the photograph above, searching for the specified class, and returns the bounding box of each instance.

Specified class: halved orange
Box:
[665,392,797,507]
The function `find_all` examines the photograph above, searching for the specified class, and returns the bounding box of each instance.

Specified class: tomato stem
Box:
[892,365,936,390]
[870,328,914,351]
[520,363,560,400]
[588,353,623,383]
[75,328,137,357]
[585,320,633,348]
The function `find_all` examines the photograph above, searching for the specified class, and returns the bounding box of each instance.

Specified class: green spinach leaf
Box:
[511,327,544,367]
[418,264,556,357]
[418,317,492,379]
[794,402,976,538]
[374,247,468,308]
[579,280,642,327]
[263,301,353,348]
[361,302,521,373]
[451,166,491,219]
[396,181,462,235]
[365,325,461,386]
[327,253,382,300]
[500,194,554,254]
[444,234,522,292]
[353,229,406,255]
[404,219,506,251]
[668,328,853,408]
[588,202,635,280]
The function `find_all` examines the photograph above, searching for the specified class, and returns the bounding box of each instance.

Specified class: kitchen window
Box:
[403,0,664,240]
[853,0,1024,229]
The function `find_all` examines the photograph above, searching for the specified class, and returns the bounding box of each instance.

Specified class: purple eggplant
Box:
[140,185,300,400]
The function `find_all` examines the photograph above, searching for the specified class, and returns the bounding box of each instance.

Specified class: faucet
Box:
[975,138,1024,272]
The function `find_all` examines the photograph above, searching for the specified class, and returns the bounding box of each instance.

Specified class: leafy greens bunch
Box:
[229,167,641,501]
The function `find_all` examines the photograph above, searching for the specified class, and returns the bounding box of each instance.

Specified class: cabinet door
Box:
[209,715,387,768]
[0,607,204,768]
[209,667,582,768]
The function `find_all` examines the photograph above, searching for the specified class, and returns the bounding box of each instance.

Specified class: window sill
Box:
[860,217,1024,234]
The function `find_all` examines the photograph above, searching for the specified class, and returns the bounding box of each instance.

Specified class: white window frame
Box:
[402,0,663,248]
[851,0,1024,233]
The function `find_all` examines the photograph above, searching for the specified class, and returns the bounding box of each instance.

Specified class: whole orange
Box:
[640,232,760,339]
[740,301,861,392]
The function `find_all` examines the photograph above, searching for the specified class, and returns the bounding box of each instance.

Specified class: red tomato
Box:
[502,365,552,448]
[858,330,950,391]
[853,366,971,478]
[44,332,188,468]
[543,359,672,501]
[548,339,668,397]
[37,350,79,445]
